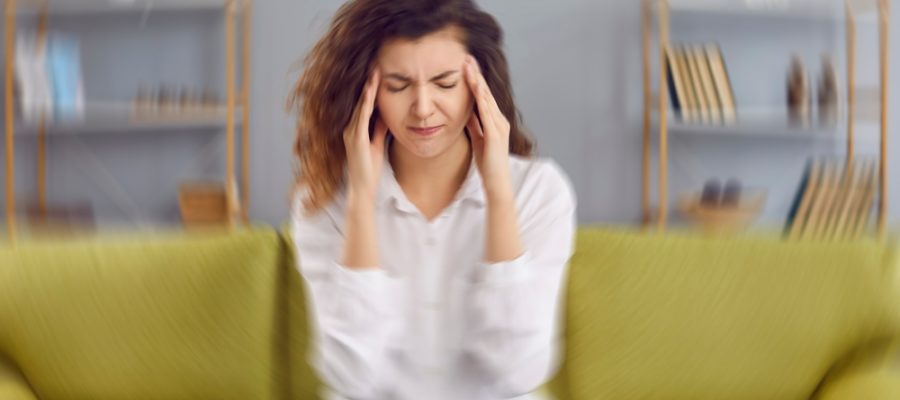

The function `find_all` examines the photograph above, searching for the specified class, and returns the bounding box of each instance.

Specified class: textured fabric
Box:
[550,227,900,400]
[814,337,900,399]
[0,227,319,400]
[0,357,37,400]
[2,226,899,400]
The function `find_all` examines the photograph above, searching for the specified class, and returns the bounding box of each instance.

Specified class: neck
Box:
[389,132,471,204]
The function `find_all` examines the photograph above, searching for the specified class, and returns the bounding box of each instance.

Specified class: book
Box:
[851,160,879,238]
[705,44,737,124]
[15,30,54,124]
[693,45,721,124]
[830,160,864,240]
[822,163,854,239]
[801,159,837,240]
[785,158,814,237]
[676,47,698,123]
[48,32,85,121]
[666,47,686,121]
[684,45,710,123]
[787,158,822,240]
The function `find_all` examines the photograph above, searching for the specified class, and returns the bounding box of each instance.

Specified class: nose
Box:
[412,86,436,122]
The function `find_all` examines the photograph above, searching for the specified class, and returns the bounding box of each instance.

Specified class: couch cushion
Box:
[561,227,900,399]
[0,356,37,400]
[0,228,285,400]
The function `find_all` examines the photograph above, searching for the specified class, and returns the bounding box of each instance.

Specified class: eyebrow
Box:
[384,70,459,83]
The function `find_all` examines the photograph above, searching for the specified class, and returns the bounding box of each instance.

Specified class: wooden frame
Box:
[641,0,890,240]
[3,0,253,239]
[5,0,17,241]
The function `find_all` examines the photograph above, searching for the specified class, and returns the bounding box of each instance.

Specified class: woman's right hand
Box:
[344,68,388,204]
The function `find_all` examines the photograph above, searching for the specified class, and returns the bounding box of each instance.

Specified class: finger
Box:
[346,68,379,138]
[361,68,380,122]
[464,58,495,133]
[357,68,380,134]
[469,58,508,135]
[465,57,505,135]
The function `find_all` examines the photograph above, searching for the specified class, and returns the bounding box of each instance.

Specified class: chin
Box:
[393,132,458,160]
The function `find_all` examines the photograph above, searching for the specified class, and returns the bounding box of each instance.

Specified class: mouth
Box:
[408,125,444,136]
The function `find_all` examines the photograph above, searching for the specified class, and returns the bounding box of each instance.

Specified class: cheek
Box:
[442,89,473,125]
[376,95,406,129]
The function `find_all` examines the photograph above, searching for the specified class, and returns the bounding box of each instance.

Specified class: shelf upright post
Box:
[240,0,251,225]
[5,0,17,242]
[37,0,49,221]
[225,0,237,228]
[878,0,890,239]
[657,0,670,232]
[642,0,652,228]
[846,0,856,169]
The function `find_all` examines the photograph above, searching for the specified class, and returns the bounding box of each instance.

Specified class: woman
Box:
[289,0,576,399]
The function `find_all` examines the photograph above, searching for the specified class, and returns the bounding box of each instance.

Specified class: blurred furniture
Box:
[678,189,766,235]
[2,226,899,399]
[545,227,900,399]
[641,0,891,239]
[178,182,230,227]
[0,227,319,399]
[3,0,253,242]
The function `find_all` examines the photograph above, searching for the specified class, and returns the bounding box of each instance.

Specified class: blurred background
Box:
[0,0,896,237]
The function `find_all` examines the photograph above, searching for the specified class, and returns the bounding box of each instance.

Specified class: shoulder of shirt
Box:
[290,184,349,234]
[508,154,577,209]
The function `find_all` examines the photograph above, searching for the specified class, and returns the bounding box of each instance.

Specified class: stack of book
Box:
[15,30,85,125]
[666,43,736,125]
[785,158,879,241]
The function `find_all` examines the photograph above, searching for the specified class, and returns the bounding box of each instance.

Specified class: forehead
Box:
[377,27,467,76]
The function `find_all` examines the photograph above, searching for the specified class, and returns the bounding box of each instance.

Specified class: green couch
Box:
[1,227,899,399]
[0,228,319,400]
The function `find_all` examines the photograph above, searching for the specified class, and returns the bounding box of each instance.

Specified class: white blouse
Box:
[291,154,576,400]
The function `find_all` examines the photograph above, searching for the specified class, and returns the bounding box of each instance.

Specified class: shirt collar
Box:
[376,141,485,213]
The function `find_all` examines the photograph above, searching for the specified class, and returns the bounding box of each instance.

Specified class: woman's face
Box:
[375,26,474,160]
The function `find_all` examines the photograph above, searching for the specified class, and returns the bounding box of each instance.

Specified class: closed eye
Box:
[436,82,458,89]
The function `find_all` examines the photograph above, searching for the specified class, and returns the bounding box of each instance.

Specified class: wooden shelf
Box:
[16,0,232,16]
[643,0,891,238]
[661,118,841,140]
[651,112,882,145]
[13,103,242,136]
[667,0,879,21]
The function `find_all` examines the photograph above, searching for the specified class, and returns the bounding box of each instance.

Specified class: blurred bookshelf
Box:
[13,103,243,136]
[3,0,252,241]
[640,0,891,239]
[667,0,879,21]
[15,0,229,16]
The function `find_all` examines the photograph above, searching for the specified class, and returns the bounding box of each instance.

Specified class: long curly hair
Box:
[288,0,534,213]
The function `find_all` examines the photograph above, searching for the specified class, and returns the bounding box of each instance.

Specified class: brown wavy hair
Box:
[288,0,534,213]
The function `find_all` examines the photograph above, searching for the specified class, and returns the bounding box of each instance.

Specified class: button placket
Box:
[420,218,445,372]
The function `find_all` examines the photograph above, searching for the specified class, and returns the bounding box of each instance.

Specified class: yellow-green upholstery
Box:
[0,228,319,400]
[547,227,900,399]
[1,226,898,399]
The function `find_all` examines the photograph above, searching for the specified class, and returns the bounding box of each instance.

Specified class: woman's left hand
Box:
[464,55,513,199]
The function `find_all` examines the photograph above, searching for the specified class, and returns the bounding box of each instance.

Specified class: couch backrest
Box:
[0,227,318,400]
[552,227,900,400]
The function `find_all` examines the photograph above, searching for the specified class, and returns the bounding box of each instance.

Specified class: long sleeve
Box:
[291,197,402,399]
[463,161,577,398]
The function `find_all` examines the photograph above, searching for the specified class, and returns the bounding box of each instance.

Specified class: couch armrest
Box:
[0,358,37,400]
[814,338,900,400]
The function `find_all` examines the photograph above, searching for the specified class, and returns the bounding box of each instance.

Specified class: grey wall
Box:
[249,0,900,229]
[249,0,648,225]
[1,0,898,230]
